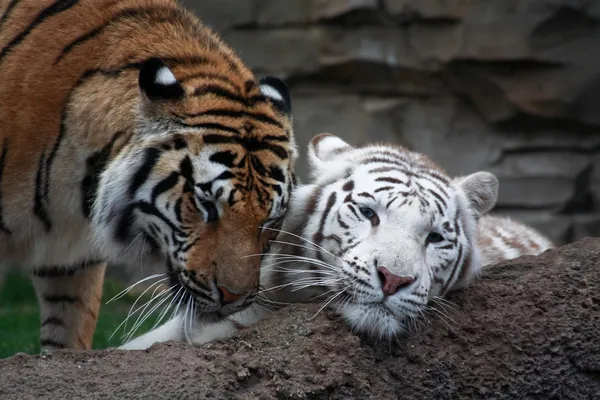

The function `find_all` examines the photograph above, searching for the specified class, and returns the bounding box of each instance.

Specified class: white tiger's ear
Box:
[308,133,353,167]
[139,58,184,101]
[259,76,292,115]
[454,171,499,217]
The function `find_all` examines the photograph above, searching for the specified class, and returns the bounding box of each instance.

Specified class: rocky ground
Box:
[1,238,599,399]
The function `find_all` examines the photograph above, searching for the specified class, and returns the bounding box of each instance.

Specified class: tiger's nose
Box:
[217,286,245,305]
[377,266,414,297]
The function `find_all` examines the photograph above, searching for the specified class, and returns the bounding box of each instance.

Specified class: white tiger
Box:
[120,133,553,349]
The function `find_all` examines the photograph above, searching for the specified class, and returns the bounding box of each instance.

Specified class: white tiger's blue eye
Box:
[359,207,375,219]
[426,232,444,244]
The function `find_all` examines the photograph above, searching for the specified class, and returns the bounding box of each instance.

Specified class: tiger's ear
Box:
[308,133,353,165]
[139,58,185,101]
[454,171,498,217]
[259,76,292,115]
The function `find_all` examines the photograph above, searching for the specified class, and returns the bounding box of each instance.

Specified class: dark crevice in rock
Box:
[531,6,599,50]
[560,165,597,214]
[495,113,600,134]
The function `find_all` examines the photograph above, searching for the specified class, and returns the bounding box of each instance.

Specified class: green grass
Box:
[0,271,162,358]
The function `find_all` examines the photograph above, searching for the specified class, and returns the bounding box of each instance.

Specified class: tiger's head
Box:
[92,58,295,319]
[271,133,497,340]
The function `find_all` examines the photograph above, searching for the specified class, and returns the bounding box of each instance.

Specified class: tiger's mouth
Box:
[174,270,254,318]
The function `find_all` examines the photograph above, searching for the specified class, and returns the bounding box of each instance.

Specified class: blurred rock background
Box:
[5,1,599,287]
[180,0,600,247]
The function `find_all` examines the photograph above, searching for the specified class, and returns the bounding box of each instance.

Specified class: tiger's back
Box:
[0,0,295,351]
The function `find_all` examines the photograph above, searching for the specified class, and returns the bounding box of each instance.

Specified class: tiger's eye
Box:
[426,232,444,244]
[359,206,379,226]
[359,207,375,219]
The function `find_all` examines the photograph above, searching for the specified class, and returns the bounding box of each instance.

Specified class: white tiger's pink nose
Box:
[377,266,414,297]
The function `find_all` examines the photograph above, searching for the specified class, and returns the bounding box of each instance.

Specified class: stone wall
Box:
[181,0,600,246]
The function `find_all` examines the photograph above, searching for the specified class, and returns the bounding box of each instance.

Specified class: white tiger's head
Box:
[273,134,498,340]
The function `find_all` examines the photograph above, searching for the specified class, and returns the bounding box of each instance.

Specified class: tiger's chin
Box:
[339,303,409,342]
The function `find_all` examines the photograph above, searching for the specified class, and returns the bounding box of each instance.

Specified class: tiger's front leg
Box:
[31,262,106,351]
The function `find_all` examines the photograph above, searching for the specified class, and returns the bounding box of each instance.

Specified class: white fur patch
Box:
[155,66,177,86]
[259,84,283,102]
[311,135,351,162]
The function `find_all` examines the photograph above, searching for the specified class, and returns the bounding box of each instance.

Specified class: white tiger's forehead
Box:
[338,145,456,214]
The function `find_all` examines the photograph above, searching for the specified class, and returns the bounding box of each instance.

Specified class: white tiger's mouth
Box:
[336,289,428,341]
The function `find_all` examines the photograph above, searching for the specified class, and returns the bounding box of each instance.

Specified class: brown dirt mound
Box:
[1,238,599,399]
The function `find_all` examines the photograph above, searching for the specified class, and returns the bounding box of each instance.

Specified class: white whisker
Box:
[120,278,168,334]
[106,273,165,304]
[151,286,183,331]
[123,291,174,342]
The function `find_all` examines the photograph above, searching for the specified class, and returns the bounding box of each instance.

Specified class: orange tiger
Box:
[0,0,295,351]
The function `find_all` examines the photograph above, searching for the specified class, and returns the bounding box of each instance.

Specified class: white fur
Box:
[259,83,284,102]
[155,66,177,85]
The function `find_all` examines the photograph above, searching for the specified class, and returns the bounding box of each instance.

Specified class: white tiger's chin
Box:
[340,303,406,341]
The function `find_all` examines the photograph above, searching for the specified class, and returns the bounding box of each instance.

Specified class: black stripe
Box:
[134,201,182,234]
[337,214,349,229]
[128,148,162,197]
[182,109,283,129]
[313,191,337,245]
[32,266,77,278]
[173,197,183,223]
[194,85,270,109]
[203,134,288,160]
[374,186,394,193]
[180,72,239,90]
[386,196,402,209]
[441,244,464,296]
[357,192,374,199]
[419,169,450,185]
[81,131,124,218]
[33,151,51,232]
[41,316,65,327]
[347,204,360,220]
[54,25,104,65]
[193,85,246,103]
[0,0,20,33]
[269,166,285,183]
[40,338,66,349]
[227,188,237,206]
[0,139,11,234]
[209,151,237,168]
[151,171,180,202]
[43,294,80,303]
[375,177,403,184]
[115,203,136,241]
[31,259,101,277]
[0,0,80,64]
[362,157,407,169]
[45,123,65,199]
[262,135,289,142]
[369,166,397,174]
[427,188,448,209]
[81,62,144,81]
[54,6,183,65]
